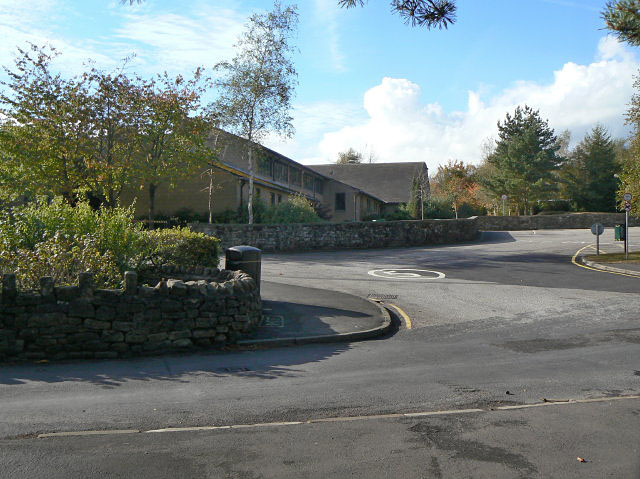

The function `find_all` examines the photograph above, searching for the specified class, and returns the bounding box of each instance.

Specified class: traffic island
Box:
[237,281,393,348]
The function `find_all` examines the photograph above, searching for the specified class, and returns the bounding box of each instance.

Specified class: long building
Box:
[122,129,429,222]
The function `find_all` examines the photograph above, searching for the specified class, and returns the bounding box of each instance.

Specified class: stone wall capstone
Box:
[191,218,479,252]
[0,266,261,362]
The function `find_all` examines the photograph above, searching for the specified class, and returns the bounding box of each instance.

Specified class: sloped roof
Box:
[309,162,428,203]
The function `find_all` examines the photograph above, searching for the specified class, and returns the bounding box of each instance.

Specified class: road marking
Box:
[259,315,285,328]
[368,269,446,280]
[571,244,640,278]
[38,429,140,438]
[386,303,413,329]
[35,395,640,439]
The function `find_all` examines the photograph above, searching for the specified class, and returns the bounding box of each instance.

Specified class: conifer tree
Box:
[484,106,563,215]
[561,125,620,212]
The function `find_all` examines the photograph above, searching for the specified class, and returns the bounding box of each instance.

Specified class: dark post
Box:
[78,272,94,298]
[225,246,261,294]
[124,271,138,295]
[2,273,17,304]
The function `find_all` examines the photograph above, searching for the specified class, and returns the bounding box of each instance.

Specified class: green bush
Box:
[144,227,220,268]
[236,195,322,224]
[0,234,122,290]
[0,197,221,289]
[262,194,323,224]
[0,197,148,270]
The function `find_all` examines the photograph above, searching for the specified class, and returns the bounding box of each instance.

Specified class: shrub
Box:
[263,194,322,224]
[0,234,122,290]
[144,227,220,268]
[0,197,222,289]
[0,197,148,270]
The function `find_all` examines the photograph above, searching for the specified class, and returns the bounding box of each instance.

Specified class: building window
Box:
[277,194,282,203]
[335,193,346,211]
[290,168,301,186]
[270,192,275,206]
[257,156,272,177]
[256,188,261,197]
[274,162,288,183]
[314,179,324,195]
[303,173,314,191]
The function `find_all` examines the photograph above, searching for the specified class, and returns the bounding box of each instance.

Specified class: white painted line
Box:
[368,269,446,280]
[403,408,483,417]
[37,395,640,439]
[146,426,231,433]
[230,421,303,429]
[38,429,140,438]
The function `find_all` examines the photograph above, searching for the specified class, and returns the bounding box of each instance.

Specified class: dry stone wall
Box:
[0,266,261,362]
[476,213,640,231]
[192,218,479,252]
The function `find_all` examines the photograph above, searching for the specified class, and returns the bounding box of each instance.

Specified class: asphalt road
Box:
[1,228,639,478]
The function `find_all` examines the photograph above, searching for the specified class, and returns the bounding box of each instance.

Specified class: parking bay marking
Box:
[368,269,446,280]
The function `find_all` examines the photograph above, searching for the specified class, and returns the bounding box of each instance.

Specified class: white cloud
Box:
[0,0,119,75]
[283,36,639,173]
[312,0,347,72]
[114,6,246,72]
[264,100,365,161]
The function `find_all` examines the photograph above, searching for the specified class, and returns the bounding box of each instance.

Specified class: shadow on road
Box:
[0,341,352,388]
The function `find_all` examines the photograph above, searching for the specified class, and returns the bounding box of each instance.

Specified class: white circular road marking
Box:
[368,268,446,280]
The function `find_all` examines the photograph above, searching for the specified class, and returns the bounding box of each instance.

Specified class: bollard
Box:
[225,246,261,294]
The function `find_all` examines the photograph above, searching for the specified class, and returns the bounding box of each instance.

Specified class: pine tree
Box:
[485,106,563,215]
[561,125,620,212]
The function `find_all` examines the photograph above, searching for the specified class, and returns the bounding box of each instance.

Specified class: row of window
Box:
[334,193,379,212]
[256,188,283,206]
[256,156,323,194]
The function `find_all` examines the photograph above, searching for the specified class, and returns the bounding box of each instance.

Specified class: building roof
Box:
[308,162,428,204]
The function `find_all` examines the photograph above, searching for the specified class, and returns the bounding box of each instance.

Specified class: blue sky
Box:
[0,0,636,171]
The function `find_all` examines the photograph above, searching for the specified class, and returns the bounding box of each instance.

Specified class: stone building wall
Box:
[0,266,261,362]
[192,217,479,252]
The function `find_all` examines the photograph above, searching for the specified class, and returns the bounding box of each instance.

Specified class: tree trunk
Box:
[148,183,157,230]
[208,171,213,224]
[247,148,254,225]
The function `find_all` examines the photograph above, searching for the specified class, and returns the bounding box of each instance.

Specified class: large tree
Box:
[0,45,92,202]
[484,106,563,215]
[212,1,298,224]
[132,71,215,225]
[431,160,477,219]
[560,125,620,212]
[0,44,215,215]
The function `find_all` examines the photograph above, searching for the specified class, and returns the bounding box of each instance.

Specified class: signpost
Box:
[591,223,604,255]
[501,194,507,216]
[624,193,632,259]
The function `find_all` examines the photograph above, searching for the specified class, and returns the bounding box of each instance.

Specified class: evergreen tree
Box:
[561,125,620,212]
[485,106,563,215]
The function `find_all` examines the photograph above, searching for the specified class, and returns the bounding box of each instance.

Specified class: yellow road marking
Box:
[571,244,640,278]
[386,303,413,329]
